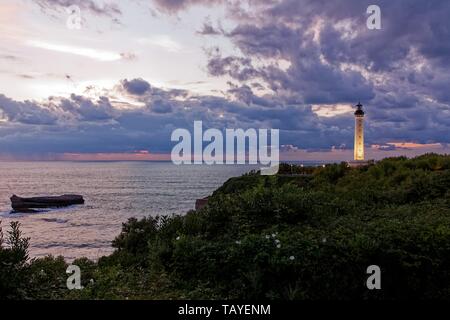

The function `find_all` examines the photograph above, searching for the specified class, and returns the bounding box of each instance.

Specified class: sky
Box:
[0,0,449,161]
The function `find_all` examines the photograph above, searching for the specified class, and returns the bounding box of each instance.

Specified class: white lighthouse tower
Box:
[354,102,365,161]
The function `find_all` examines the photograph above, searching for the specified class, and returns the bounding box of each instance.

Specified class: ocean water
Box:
[0,161,259,260]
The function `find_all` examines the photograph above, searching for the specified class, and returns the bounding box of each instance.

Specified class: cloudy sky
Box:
[0,0,449,161]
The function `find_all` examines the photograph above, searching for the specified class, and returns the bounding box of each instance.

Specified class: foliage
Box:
[1,154,450,300]
[0,221,30,299]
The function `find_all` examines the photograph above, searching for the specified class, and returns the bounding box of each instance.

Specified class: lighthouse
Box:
[354,102,365,161]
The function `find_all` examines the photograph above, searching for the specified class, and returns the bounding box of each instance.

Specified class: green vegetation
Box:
[1,154,450,299]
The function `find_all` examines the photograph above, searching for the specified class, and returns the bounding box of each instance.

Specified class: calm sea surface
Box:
[0,161,260,260]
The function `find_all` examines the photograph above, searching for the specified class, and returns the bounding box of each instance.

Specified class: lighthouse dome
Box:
[354,102,364,116]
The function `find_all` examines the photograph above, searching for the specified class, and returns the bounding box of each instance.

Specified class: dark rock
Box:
[10,194,84,212]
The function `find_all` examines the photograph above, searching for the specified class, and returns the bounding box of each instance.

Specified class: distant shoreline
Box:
[0,159,334,164]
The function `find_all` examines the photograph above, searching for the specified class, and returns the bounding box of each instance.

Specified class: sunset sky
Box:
[0,0,449,161]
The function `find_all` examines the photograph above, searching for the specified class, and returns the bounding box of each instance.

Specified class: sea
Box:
[0,161,323,261]
[0,161,263,260]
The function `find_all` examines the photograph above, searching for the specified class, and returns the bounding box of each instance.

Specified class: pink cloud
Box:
[59,151,171,161]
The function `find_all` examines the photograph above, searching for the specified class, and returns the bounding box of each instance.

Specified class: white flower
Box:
[89,279,94,284]
[289,256,295,260]
[277,244,281,248]
[176,236,180,240]
[235,240,241,245]
[322,237,327,243]
[271,233,276,238]
[265,235,270,239]
[275,239,280,244]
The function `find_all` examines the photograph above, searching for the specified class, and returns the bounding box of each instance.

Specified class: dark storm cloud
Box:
[121,78,152,96]
[196,0,450,147]
[151,0,221,13]
[198,21,223,35]
[205,21,376,104]
[0,94,58,125]
[58,94,115,121]
[148,100,174,114]
[0,76,448,155]
[3,1,450,156]
[207,52,259,82]
[0,77,329,153]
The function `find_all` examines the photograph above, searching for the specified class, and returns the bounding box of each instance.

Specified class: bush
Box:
[2,154,450,300]
[0,221,30,299]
